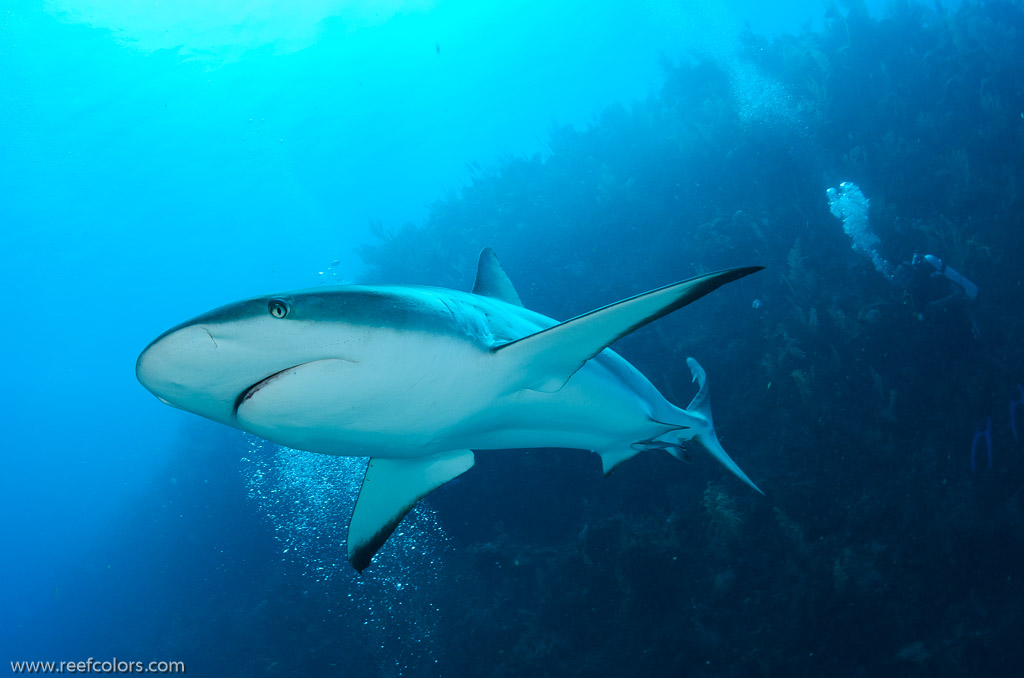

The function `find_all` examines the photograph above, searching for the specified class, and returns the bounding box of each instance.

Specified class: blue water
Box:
[7,1,1024,676]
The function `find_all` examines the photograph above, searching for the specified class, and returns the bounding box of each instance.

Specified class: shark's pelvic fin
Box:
[472,247,524,307]
[598,448,640,475]
[347,449,475,571]
[494,266,763,393]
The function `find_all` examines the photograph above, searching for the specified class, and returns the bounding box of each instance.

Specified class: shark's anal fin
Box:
[494,266,763,392]
[347,450,475,572]
[472,248,524,307]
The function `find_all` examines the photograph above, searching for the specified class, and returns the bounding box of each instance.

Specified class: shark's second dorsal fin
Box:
[472,248,523,307]
[493,266,763,393]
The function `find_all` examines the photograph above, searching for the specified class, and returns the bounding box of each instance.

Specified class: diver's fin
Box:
[494,267,763,392]
[472,248,523,307]
[684,357,763,494]
[347,450,475,572]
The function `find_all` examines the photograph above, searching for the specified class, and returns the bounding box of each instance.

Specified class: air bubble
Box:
[240,435,450,673]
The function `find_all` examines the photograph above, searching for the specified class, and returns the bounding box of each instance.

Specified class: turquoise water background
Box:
[3,0,906,667]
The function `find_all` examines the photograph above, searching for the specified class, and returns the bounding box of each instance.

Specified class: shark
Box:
[136,249,763,571]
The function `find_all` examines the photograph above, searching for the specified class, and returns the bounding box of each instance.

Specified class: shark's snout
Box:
[136,324,219,401]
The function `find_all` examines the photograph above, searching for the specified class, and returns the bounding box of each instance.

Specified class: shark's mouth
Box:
[234,363,309,416]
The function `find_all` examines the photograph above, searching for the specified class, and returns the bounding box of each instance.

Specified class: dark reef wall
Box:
[93,3,1024,677]
[351,2,1024,676]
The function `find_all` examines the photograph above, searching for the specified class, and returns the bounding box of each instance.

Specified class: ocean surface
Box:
[3,1,1023,675]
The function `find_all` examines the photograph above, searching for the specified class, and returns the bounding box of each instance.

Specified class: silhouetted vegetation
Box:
[351,2,1024,675]
[69,3,1024,676]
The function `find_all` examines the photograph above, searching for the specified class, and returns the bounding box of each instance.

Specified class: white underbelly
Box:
[235,330,673,458]
[235,332,497,457]
[446,355,669,453]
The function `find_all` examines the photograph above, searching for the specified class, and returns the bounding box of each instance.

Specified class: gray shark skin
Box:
[137,249,763,571]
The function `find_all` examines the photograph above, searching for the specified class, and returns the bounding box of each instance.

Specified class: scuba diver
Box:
[825,183,1016,468]
[893,252,981,340]
[892,253,1008,470]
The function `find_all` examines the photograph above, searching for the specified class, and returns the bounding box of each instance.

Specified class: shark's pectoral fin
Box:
[493,266,763,392]
[472,248,523,307]
[347,450,475,572]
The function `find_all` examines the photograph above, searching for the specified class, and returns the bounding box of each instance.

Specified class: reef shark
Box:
[137,249,763,571]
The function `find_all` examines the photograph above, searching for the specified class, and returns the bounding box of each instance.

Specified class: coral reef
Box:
[99,3,1024,676]
[347,3,1024,675]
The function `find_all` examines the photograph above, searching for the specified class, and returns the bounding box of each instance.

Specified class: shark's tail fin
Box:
[665,358,763,494]
[603,358,763,493]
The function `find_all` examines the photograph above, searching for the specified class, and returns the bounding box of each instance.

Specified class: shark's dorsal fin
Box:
[347,450,475,572]
[493,267,763,393]
[472,248,523,307]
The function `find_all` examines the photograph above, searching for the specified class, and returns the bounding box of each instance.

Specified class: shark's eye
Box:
[268,299,290,319]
